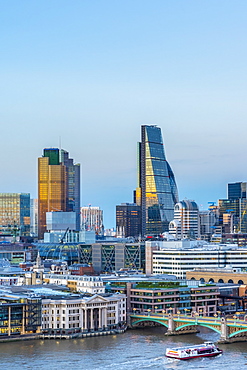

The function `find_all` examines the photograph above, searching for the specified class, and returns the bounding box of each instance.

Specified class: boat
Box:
[165,341,223,360]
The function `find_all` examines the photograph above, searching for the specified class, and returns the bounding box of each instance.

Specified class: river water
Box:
[0,327,246,369]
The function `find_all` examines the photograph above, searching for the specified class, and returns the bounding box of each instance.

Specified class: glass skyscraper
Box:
[38,148,80,239]
[0,193,30,236]
[135,125,178,236]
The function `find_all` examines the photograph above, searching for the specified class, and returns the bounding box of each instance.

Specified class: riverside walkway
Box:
[129,312,247,343]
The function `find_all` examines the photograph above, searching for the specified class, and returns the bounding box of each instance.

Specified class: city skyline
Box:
[1,1,247,228]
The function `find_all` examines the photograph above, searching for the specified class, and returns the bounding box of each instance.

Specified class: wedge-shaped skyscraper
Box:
[135,125,178,236]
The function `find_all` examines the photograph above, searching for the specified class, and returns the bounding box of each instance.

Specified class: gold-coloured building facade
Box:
[38,151,67,239]
[38,148,80,239]
[136,125,178,236]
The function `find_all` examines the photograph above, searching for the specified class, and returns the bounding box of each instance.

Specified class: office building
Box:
[218,181,247,233]
[135,125,178,236]
[38,148,80,239]
[0,289,41,337]
[46,211,76,231]
[35,241,145,272]
[146,240,247,279]
[199,209,218,241]
[129,282,219,316]
[30,199,38,237]
[228,182,247,200]
[80,206,103,235]
[60,149,80,230]
[169,200,200,239]
[0,193,30,237]
[116,203,141,238]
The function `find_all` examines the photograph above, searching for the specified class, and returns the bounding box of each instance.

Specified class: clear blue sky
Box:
[1,1,247,228]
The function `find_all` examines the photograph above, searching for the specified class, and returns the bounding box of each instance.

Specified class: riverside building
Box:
[42,292,126,335]
[0,288,41,337]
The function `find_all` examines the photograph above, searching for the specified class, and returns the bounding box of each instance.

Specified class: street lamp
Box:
[168,308,173,315]
[155,306,158,313]
[162,310,166,318]
[133,308,137,315]
[194,312,199,324]
[147,309,151,316]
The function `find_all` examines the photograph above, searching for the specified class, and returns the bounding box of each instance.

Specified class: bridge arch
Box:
[218,278,224,283]
[131,318,168,328]
[175,322,221,335]
[228,279,233,283]
[209,278,214,283]
[229,328,247,338]
[238,280,244,284]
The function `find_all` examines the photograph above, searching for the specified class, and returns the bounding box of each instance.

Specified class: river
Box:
[0,327,246,369]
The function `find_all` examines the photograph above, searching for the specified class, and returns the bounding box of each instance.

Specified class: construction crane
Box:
[60,227,69,244]
[235,201,247,233]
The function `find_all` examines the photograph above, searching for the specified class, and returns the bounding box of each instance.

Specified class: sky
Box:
[1,1,247,228]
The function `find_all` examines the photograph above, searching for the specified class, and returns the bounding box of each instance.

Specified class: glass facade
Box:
[228,182,247,200]
[116,203,141,238]
[136,125,178,236]
[60,150,80,231]
[0,193,30,236]
[0,297,41,336]
[38,148,80,239]
[218,198,247,233]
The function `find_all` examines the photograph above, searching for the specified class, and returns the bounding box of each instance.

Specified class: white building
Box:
[30,199,38,237]
[80,206,103,235]
[146,240,247,279]
[169,200,200,239]
[42,292,126,333]
[43,274,105,294]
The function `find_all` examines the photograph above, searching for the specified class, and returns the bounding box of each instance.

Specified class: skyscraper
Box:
[60,149,81,231]
[80,206,103,235]
[116,203,141,238]
[218,181,247,234]
[135,125,178,236]
[0,193,30,237]
[228,182,247,200]
[169,200,200,239]
[38,148,80,239]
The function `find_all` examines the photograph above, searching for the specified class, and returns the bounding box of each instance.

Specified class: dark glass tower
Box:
[136,125,178,236]
[228,182,247,200]
[116,203,141,238]
[60,149,81,231]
